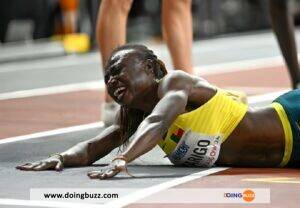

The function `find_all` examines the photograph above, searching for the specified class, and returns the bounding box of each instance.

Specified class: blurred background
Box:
[1,0,300,51]
[1,2,300,206]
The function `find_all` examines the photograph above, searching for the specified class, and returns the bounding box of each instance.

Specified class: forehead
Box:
[111,49,135,60]
[109,49,138,67]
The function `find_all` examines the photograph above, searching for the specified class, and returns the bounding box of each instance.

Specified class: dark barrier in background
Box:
[0,0,298,44]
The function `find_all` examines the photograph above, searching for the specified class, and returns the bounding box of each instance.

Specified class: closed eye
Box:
[104,66,123,83]
[111,67,122,76]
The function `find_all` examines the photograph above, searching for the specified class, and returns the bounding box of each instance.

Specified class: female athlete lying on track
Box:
[17,44,300,179]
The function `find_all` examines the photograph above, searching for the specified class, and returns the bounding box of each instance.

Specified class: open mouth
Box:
[114,86,126,101]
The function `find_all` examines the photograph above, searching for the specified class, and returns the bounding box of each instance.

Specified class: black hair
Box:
[105,44,168,148]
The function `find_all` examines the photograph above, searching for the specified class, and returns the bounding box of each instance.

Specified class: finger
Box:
[16,165,24,170]
[100,170,118,180]
[16,163,38,171]
[17,163,31,167]
[99,173,108,180]
[16,163,33,169]
[30,162,43,170]
[105,169,115,177]
[87,170,102,176]
[55,161,64,172]
[41,161,58,170]
[106,169,119,179]
[33,162,53,171]
[99,169,116,180]
[88,172,101,179]
[32,163,46,171]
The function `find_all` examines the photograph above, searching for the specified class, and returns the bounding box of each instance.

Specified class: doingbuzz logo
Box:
[223,189,255,202]
[243,189,255,202]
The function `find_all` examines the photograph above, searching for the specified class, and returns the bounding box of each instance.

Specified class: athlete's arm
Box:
[88,89,189,179]
[16,112,124,171]
[62,109,124,166]
[61,124,123,166]
[122,72,192,162]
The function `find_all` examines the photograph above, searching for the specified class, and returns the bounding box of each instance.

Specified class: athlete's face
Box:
[105,49,156,106]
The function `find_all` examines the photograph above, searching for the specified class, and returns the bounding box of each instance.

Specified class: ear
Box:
[146,59,154,71]
[145,59,156,78]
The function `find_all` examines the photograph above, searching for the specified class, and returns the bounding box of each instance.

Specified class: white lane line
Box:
[0,198,103,208]
[0,53,290,101]
[0,52,100,73]
[0,81,104,100]
[0,57,286,101]
[104,167,228,208]
[195,55,286,76]
[0,122,104,145]
[222,86,289,94]
[248,90,289,104]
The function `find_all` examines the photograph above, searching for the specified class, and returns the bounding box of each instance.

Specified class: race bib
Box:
[168,130,222,167]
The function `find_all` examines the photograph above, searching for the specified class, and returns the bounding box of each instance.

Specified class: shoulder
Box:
[164,70,191,81]
[159,71,194,92]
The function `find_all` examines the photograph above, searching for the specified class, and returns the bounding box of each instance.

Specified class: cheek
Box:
[131,74,150,91]
[123,92,134,105]
[106,87,114,98]
[107,89,114,98]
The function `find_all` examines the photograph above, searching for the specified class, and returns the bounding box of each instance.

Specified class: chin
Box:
[116,95,133,106]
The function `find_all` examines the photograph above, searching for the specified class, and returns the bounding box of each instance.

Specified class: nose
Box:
[107,76,118,87]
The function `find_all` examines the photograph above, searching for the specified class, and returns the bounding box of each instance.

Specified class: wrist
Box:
[112,155,135,177]
[61,142,91,166]
[49,153,64,163]
[112,155,128,163]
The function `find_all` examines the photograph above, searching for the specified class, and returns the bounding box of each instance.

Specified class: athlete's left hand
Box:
[87,159,126,180]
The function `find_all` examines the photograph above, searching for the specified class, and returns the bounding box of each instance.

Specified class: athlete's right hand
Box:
[16,154,64,171]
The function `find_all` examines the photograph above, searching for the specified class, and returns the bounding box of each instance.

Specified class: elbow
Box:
[144,115,169,133]
[78,142,93,166]
[144,114,164,124]
[140,135,160,153]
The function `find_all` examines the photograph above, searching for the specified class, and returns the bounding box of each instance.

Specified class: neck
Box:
[130,82,159,113]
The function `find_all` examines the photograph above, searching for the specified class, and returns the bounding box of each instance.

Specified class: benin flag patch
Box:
[170,128,185,143]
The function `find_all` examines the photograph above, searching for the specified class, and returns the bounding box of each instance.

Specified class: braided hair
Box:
[105,44,168,149]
